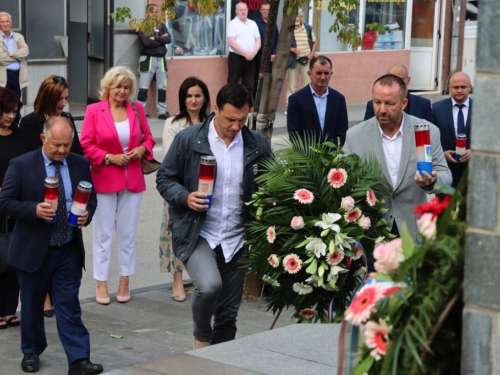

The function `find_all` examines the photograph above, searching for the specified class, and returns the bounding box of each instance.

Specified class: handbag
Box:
[0,218,14,274]
[133,103,162,175]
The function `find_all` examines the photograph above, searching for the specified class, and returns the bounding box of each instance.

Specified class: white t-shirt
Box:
[227,17,260,53]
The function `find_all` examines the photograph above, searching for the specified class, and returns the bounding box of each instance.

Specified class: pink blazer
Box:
[80,100,156,193]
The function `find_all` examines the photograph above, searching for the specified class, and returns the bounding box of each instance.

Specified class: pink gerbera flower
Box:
[344,207,362,223]
[344,283,386,326]
[299,308,317,320]
[327,168,348,188]
[283,254,302,274]
[366,190,377,206]
[268,254,279,268]
[266,226,276,244]
[353,242,363,260]
[365,318,393,360]
[293,189,314,204]
[326,250,344,266]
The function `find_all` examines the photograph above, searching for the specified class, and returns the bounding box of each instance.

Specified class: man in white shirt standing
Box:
[156,84,271,349]
[344,74,451,242]
[227,2,261,107]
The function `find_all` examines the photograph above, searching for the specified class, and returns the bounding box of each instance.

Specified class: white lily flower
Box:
[305,237,327,258]
[326,265,349,284]
[335,233,354,250]
[305,275,319,287]
[315,213,342,233]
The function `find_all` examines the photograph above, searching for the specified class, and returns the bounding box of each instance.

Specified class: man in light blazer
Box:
[432,71,472,188]
[344,74,451,242]
[364,64,434,124]
[287,55,348,146]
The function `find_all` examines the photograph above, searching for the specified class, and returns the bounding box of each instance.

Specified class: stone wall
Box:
[462,1,500,374]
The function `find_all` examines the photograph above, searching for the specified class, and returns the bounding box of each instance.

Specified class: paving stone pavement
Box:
[0,284,301,374]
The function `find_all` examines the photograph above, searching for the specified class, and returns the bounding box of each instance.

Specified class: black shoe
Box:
[21,354,40,373]
[158,112,170,120]
[43,309,54,318]
[68,359,103,375]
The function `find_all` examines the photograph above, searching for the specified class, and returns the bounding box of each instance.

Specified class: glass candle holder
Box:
[44,177,59,223]
[68,181,93,227]
[198,156,216,209]
[414,124,432,177]
[455,133,467,162]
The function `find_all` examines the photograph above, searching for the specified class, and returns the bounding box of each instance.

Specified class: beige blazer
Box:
[162,116,190,157]
[0,31,30,88]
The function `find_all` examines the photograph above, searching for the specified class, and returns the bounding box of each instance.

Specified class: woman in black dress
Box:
[0,87,30,329]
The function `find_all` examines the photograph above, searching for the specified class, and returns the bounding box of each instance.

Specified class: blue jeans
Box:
[6,70,21,99]
[183,236,246,344]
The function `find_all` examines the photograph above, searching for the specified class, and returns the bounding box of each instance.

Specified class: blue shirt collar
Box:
[41,149,68,167]
[309,84,329,99]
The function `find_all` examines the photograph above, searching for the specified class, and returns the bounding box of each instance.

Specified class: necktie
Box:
[456,104,465,135]
[52,161,68,247]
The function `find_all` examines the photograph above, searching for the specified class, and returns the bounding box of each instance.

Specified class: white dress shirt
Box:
[451,97,470,135]
[200,118,245,262]
[378,117,404,188]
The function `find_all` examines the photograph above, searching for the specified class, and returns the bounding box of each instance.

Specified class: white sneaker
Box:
[284,110,287,116]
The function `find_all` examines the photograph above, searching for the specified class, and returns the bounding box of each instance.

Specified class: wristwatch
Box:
[104,153,110,166]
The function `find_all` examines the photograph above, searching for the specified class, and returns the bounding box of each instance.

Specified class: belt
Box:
[7,69,19,75]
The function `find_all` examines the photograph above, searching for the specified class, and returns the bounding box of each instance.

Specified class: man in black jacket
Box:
[137,3,171,119]
[157,84,271,350]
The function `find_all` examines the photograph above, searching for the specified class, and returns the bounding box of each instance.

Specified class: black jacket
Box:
[138,22,171,56]
[19,112,84,156]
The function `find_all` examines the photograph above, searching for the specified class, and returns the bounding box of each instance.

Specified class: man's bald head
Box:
[449,72,472,104]
[387,64,410,88]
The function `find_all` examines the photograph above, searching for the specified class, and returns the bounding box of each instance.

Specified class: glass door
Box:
[409,0,440,90]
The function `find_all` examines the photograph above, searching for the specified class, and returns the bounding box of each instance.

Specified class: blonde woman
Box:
[81,66,155,304]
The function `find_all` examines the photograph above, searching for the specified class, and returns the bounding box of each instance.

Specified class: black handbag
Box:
[0,218,14,274]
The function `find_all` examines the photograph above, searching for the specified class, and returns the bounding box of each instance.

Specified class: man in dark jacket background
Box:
[137,3,171,119]
[156,84,271,350]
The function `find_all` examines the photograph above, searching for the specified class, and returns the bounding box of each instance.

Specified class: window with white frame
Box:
[362,0,407,51]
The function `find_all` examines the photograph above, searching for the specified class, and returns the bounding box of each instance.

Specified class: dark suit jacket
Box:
[432,97,472,151]
[432,97,472,187]
[0,149,97,272]
[287,85,348,146]
[19,112,84,156]
[364,93,435,124]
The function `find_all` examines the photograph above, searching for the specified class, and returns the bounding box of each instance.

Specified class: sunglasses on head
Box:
[51,76,67,84]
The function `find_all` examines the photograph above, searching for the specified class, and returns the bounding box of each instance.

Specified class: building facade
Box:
[6,0,476,115]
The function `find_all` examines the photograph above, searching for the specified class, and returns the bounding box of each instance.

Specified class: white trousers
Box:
[286,63,311,108]
[92,190,143,281]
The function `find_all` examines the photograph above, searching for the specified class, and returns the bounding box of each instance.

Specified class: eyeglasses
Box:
[51,76,67,84]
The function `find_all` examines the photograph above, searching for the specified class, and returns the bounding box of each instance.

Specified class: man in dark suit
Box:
[432,71,472,188]
[0,117,102,375]
[364,64,435,124]
[287,55,348,146]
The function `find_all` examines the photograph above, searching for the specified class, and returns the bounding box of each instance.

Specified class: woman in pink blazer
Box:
[80,66,155,305]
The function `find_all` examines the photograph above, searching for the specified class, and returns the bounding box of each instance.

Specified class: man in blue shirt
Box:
[0,12,29,99]
[287,55,348,146]
[252,2,278,100]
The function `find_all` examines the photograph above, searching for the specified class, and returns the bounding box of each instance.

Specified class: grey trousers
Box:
[137,56,167,115]
[183,237,246,344]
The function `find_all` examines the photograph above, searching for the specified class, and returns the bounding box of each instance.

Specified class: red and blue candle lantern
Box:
[455,133,467,162]
[68,181,92,227]
[414,124,433,177]
[44,177,59,223]
[198,156,216,209]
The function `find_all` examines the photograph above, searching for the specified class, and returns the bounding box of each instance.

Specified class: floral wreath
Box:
[243,136,394,323]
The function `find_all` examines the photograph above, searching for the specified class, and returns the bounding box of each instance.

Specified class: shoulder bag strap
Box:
[133,103,145,142]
